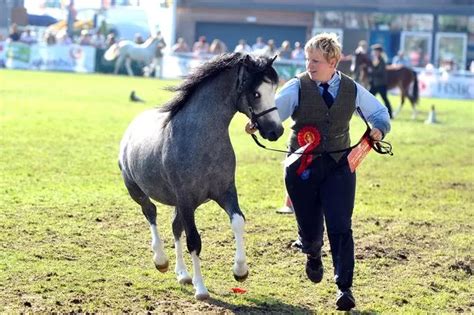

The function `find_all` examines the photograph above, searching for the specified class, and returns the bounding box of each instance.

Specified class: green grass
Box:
[0,69,473,313]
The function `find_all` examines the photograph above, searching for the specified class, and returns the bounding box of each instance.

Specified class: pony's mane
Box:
[160,53,278,124]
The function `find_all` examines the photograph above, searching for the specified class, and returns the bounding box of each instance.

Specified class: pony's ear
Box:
[244,54,251,64]
[269,55,278,66]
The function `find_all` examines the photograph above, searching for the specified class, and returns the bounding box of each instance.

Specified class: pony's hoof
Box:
[154,260,169,273]
[177,275,192,285]
[195,292,210,301]
[233,270,249,282]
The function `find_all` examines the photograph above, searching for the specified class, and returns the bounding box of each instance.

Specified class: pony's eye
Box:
[254,92,261,99]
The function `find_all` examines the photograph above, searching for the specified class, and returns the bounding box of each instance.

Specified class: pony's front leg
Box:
[230,213,249,281]
[216,187,249,281]
[114,56,124,74]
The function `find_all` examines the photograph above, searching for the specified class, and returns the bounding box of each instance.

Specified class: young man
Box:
[369,44,393,118]
[246,33,391,311]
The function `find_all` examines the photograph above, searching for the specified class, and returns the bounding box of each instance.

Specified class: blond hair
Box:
[305,33,342,64]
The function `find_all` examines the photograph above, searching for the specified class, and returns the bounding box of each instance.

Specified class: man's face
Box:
[305,48,337,82]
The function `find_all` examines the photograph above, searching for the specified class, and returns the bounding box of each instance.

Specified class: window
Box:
[400,31,432,67]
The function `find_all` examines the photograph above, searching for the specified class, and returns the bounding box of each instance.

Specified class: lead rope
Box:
[250,107,393,156]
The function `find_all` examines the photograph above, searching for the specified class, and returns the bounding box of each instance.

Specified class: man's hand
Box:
[245,121,258,134]
[369,128,383,141]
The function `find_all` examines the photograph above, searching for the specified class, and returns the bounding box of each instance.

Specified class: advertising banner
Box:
[29,44,96,73]
[4,43,96,73]
[418,70,474,100]
[5,42,31,69]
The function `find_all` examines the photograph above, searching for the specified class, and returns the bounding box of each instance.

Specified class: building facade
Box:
[175,0,474,70]
[0,0,25,35]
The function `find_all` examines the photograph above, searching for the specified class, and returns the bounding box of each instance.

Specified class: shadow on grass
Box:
[176,286,381,314]
[207,295,313,314]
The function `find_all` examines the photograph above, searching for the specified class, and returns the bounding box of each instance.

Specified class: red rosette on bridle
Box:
[296,126,321,176]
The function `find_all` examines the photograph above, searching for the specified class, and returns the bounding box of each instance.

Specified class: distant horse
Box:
[118,53,283,300]
[350,52,371,89]
[353,56,419,118]
[104,36,161,76]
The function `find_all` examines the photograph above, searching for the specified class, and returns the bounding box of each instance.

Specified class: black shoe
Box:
[336,289,356,311]
[305,255,323,283]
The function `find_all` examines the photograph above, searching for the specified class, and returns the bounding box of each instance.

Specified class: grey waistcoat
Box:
[290,72,357,162]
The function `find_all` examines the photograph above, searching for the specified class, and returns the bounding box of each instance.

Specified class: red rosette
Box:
[297,126,321,148]
[296,126,321,176]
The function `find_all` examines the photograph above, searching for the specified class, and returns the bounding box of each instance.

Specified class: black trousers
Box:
[285,153,356,290]
[370,85,393,118]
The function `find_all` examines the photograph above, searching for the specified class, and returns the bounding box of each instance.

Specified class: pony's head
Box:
[236,54,283,141]
[161,53,283,141]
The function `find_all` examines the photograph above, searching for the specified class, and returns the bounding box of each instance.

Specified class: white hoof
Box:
[233,262,249,281]
[194,290,210,301]
[153,255,169,273]
[177,271,192,285]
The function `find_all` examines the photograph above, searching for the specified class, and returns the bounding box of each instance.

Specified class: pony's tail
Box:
[411,70,419,104]
[104,44,119,61]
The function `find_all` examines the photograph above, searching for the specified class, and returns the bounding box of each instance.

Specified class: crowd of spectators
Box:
[4,25,472,74]
[3,22,119,51]
[171,35,307,61]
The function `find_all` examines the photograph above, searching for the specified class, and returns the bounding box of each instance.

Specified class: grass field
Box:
[0,69,473,313]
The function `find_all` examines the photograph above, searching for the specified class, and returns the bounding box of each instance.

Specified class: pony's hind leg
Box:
[409,94,418,120]
[216,186,249,282]
[172,209,192,285]
[125,58,134,76]
[178,204,209,300]
[123,178,169,272]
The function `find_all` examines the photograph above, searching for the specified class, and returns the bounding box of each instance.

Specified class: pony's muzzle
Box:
[260,124,284,141]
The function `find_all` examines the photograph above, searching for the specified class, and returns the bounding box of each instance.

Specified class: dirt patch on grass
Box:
[449,259,473,276]
[356,245,409,262]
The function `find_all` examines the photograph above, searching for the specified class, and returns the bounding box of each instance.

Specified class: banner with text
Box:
[4,43,96,73]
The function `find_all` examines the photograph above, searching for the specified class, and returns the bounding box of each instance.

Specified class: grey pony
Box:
[118,53,283,300]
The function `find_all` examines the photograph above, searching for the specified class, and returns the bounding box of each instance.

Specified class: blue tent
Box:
[28,14,58,27]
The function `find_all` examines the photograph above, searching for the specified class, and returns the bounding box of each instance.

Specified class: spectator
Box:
[234,39,251,53]
[291,41,305,60]
[209,39,227,55]
[56,29,72,45]
[79,29,93,46]
[152,31,166,78]
[134,33,144,45]
[369,44,393,119]
[45,32,56,46]
[392,50,409,67]
[278,40,292,59]
[91,29,106,49]
[172,37,190,53]
[172,37,190,76]
[105,32,116,48]
[251,36,266,53]
[19,28,37,44]
[7,23,21,42]
[351,40,370,87]
[192,36,209,56]
[261,39,277,57]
